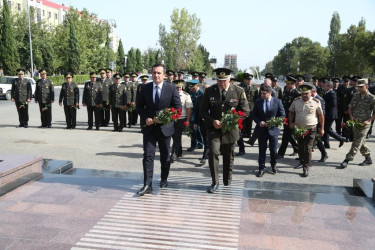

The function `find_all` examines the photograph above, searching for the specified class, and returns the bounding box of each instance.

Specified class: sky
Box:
[60,0,375,71]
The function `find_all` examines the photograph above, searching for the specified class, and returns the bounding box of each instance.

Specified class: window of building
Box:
[48,12,51,18]
[7,1,11,8]
[55,13,57,20]
[63,15,66,21]
[17,3,21,11]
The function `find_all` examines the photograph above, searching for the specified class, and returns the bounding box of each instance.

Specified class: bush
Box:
[49,75,89,86]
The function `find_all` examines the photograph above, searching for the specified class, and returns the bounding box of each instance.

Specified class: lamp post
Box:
[124,55,127,73]
[27,0,34,77]
[104,19,116,69]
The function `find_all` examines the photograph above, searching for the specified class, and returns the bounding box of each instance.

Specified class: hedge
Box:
[49,75,90,86]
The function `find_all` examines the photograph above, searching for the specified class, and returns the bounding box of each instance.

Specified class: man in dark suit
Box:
[136,64,181,196]
[311,86,328,162]
[322,81,346,148]
[252,85,285,177]
[200,68,250,193]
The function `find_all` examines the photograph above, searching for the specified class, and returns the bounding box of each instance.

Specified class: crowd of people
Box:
[9,66,375,195]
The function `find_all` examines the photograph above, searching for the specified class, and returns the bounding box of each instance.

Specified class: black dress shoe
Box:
[276,154,284,159]
[197,145,203,149]
[340,160,349,168]
[207,184,219,193]
[294,164,303,169]
[244,140,254,146]
[256,169,265,177]
[289,151,298,156]
[187,147,196,152]
[271,165,277,174]
[235,151,245,156]
[200,158,207,164]
[47,125,51,128]
[160,180,168,188]
[24,124,28,128]
[86,127,92,130]
[324,144,331,149]
[96,127,99,130]
[319,155,328,162]
[359,156,372,166]
[302,169,309,177]
[137,185,152,196]
[339,139,346,148]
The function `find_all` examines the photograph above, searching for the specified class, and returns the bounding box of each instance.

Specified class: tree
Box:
[0,0,19,75]
[198,44,210,73]
[67,15,80,73]
[159,8,201,70]
[327,12,341,76]
[135,48,143,72]
[189,48,204,72]
[116,39,125,74]
[126,47,136,73]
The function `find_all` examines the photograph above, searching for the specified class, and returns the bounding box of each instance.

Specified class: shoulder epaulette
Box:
[312,97,320,102]
[182,91,189,95]
[294,97,301,100]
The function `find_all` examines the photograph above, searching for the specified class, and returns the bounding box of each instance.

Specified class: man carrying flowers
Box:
[200,68,250,193]
[289,83,324,177]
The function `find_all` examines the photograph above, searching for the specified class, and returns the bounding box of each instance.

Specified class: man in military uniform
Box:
[171,79,193,162]
[122,72,133,127]
[311,86,328,162]
[311,76,319,87]
[130,72,139,125]
[109,73,128,132]
[200,68,250,193]
[336,76,351,136]
[97,68,111,127]
[35,69,54,128]
[59,72,79,129]
[187,79,204,151]
[340,79,375,168]
[289,83,324,177]
[237,73,257,155]
[11,69,32,128]
[82,72,103,130]
[198,72,207,91]
[177,71,184,80]
[106,68,114,84]
[166,70,175,83]
[317,77,327,97]
[344,76,360,141]
[277,75,300,158]
[295,75,305,89]
[271,76,283,99]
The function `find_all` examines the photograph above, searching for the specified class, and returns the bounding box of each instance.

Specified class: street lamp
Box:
[27,0,34,77]
[124,55,127,73]
[103,19,116,69]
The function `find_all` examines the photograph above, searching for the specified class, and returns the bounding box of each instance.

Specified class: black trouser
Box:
[111,107,125,130]
[64,105,77,128]
[297,128,316,170]
[242,114,253,138]
[131,109,138,125]
[87,105,101,128]
[209,139,235,185]
[100,101,110,126]
[190,121,203,148]
[336,111,345,134]
[278,125,298,156]
[15,101,29,126]
[200,122,209,159]
[38,103,52,127]
[172,118,185,156]
[258,130,278,170]
[323,118,345,146]
[127,111,133,126]
[142,126,172,185]
[237,133,245,153]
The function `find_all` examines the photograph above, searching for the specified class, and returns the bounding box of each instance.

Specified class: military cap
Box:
[177,71,184,76]
[319,77,329,83]
[295,75,305,81]
[64,72,74,78]
[312,76,319,81]
[285,75,296,83]
[113,73,122,79]
[123,72,130,78]
[342,75,351,81]
[139,75,149,80]
[357,78,368,86]
[199,72,207,78]
[300,83,313,93]
[243,73,253,80]
[311,85,317,91]
[264,72,273,79]
[189,79,199,85]
[16,68,25,75]
[230,77,238,83]
[130,72,138,77]
[173,79,185,87]
[190,71,199,77]
[351,75,361,81]
[271,76,278,82]
[106,68,112,73]
[213,68,233,80]
[98,68,106,74]
[89,72,97,77]
[166,70,175,76]
[174,72,178,77]
[332,77,340,83]
[38,69,47,74]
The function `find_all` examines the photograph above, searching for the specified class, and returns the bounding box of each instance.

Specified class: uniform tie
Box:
[265,100,269,113]
[222,89,226,102]
[155,85,160,107]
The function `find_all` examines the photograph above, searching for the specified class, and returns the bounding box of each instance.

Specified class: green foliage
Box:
[0,0,19,75]
[49,74,89,85]
[135,48,143,72]
[126,47,136,72]
[327,11,341,76]
[189,48,204,72]
[116,39,125,74]
[235,72,244,83]
[198,44,210,73]
[67,15,80,73]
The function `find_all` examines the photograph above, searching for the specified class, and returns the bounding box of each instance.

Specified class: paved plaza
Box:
[0,90,375,249]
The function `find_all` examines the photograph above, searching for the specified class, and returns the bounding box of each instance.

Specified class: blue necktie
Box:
[265,100,269,113]
[155,86,160,107]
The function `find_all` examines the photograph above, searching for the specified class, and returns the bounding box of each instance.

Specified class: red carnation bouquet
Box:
[294,126,310,138]
[266,117,287,129]
[221,108,245,133]
[18,102,28,109]
[123,103,136,112]
[183,120,192,137]
[154,107,182,125]
[341,119,364,129]
[41,104,50,112]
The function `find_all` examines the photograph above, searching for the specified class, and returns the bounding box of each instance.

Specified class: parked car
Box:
[0,76,36,100]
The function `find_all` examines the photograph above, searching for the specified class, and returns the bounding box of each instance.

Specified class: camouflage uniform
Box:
[344,91,375,161]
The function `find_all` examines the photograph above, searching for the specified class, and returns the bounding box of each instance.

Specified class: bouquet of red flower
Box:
[41,104,50,112]
[266,117,286,129]
[294,126,310,138]
[18,102,28,109]
[221,108,245,133]
[341,119,364,129]
[70,104,80,109]
[183,120,191,137]
[154,107,182,125]
[123,103,136,112]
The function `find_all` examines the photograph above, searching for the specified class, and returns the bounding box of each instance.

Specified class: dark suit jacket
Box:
[323,90,338,120]
[252,98,285,137]
[136,81,181,137]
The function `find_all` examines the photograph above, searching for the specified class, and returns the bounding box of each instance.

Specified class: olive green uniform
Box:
[109,83,128,131]
[35,78,54,127]
[11,78,32,127]
[97,77,112,126]
[130,81,139,125]
[83,80,103,129]
[200,84,250,185]
[59,82,79,129]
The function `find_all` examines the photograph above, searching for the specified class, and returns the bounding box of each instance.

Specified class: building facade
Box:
[224,54,237,68]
